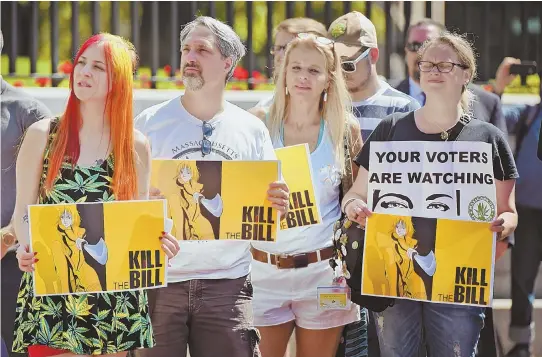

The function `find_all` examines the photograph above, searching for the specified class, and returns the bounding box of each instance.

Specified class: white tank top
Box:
[252,121,342,255]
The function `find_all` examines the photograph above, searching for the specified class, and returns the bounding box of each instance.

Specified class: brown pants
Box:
[133,274,261,357]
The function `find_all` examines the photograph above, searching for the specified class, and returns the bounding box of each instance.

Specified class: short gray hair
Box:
[180,16,246,82]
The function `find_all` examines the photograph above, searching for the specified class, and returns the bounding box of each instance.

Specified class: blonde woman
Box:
[342,32,518,356]
[255,17,327,108]
[250,33,362,357]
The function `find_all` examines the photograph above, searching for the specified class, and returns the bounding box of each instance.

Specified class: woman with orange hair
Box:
[11,33,180,356]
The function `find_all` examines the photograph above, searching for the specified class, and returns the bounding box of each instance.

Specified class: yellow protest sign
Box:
[29,200,167,296]
[151,159,280,241]
[275,144,322,230]
[361,213,494,306]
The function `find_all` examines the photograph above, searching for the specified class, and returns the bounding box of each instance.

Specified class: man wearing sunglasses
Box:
[328,11,420,357]
[395,18,508,135]
[133,16,289,357]
[329,11,420,143]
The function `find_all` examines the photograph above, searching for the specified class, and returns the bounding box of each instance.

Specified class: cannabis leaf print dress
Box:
[13,119,155,355]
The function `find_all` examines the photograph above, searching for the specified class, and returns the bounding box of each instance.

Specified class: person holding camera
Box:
[492,58,542,357]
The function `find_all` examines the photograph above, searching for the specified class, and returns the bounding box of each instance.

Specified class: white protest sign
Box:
[367,141,497,222]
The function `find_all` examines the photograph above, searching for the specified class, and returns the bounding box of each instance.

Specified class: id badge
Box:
[317,286,351,310]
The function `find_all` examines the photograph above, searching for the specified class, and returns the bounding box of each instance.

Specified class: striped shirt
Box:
[353,80,420,141]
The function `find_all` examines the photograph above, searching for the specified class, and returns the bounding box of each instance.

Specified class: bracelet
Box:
[341,198,358,214]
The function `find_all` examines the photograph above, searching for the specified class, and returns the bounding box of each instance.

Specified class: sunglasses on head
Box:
[297,32,335,46]
[201,122,213,157]
[341,48,371,73]
[406,41,424,53]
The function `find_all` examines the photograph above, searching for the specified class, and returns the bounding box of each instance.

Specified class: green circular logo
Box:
[330,23,346,38]
[468,196,495,222]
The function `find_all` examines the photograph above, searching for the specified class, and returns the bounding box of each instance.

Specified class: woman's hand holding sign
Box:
[490,216,513,261]
[344,198,372,227]
[16,244,37,273]
[267,181,290,219]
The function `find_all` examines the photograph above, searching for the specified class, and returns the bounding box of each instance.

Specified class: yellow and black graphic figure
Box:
[174,161,223,240]
[53,207,108,293]
[389,216,437,300]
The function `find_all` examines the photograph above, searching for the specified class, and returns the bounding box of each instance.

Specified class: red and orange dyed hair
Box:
[44,33,139,200]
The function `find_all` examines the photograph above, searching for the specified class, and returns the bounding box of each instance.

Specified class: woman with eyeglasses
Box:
[341,32,518,356]
[249,33,362,357]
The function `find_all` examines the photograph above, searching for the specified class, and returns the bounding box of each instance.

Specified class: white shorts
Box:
[251,258,360,330]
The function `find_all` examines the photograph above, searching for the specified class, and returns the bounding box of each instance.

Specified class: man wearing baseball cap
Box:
[328,11,419,357]
[329,11,419,142]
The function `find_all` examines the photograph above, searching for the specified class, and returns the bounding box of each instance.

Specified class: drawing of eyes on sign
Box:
[360,141,497,308]
[366,141,496,222]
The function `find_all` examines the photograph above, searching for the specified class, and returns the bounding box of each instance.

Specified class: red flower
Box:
[164,65,172,76]
[233,66,249,80]
[140,74,152,89]
[13,80,24,87]
[252,70,267,84]
[35,77,51,87]
[58,60,73,75]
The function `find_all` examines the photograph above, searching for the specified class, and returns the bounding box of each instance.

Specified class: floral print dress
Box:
[12,119,155,355]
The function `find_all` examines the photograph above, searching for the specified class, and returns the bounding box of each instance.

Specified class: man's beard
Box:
[182,64,205,91]
[183,74,204,91]
[347,77,370,94]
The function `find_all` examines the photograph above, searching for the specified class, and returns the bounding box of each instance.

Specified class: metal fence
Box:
[1,1,541,89]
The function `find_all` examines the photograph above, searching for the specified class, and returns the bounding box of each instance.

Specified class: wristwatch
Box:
[1,228,16,247]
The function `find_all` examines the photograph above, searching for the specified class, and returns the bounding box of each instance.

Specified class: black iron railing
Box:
[1,1,540,89]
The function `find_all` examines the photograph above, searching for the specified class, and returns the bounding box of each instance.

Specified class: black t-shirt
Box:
[355,111,519,181]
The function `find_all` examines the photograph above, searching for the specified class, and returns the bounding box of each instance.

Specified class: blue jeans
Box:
[374,300,485,357]
[509,206,542,345]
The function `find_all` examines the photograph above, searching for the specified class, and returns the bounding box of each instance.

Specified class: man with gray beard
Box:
[133,16,289,357]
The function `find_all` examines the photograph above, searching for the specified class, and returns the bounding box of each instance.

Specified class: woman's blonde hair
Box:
[268,35,355,173]
[417,32,477,117]
[175,161,200,183]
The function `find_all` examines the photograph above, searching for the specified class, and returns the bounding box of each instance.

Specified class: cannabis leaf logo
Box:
[468,196,495,222]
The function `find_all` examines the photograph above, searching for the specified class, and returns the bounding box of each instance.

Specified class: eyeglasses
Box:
[418,61,469,73]
[341,48,371,73]
[297,33,334,46]
[201,122,213,157]
[406,41,424,53]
